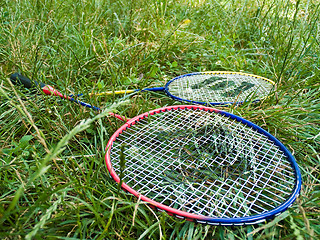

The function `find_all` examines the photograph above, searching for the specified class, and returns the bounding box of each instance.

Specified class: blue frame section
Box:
[199,109,302,224]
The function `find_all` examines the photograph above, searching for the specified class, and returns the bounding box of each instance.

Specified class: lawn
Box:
[0,0,319,239]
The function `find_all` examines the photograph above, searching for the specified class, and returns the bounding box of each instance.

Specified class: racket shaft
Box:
[93,87,165,96]
[95,90,136,96]
[108,112,127,121]
[42,85,101,111]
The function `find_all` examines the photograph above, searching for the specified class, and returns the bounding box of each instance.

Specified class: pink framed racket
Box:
[105,105,301,225]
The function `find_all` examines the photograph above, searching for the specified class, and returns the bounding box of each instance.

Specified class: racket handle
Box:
[10,73,46,89]
[11,73,65,98]
[10,73,101,111]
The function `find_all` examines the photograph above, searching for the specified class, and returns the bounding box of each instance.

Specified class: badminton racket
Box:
[94,71,275,106]
[10,73,100,111]
[106,105,301,225]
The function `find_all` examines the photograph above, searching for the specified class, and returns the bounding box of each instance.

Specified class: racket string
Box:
[241,148,285,217]
[110,108,296,218]
[168,73,274,104]
[169,121,292,217]
[174,124,277,216]
[227,147,283,218]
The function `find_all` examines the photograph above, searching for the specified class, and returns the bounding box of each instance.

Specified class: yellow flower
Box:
[181,19,191,25]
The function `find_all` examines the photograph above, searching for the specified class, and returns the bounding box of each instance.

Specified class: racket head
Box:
[105,105,301,225]
[164,72,275,106]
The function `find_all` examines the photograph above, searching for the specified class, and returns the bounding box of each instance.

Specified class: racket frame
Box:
[164,72,276,106]
[105,105,301,225]
[94,71,275,106]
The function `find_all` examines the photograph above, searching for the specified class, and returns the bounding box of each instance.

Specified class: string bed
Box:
[167,73,274,104]
[109,107,296,220]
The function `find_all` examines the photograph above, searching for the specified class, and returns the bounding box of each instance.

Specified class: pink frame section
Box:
[105,105,220,222]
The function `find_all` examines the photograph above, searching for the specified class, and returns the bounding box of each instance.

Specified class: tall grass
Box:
[0,0,319,239]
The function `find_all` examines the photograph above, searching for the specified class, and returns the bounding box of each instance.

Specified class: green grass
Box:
[0,0,319,239]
